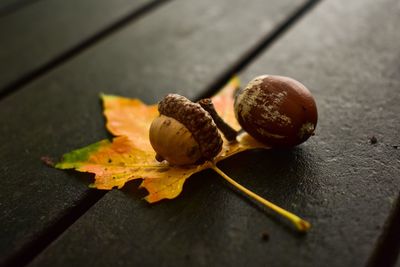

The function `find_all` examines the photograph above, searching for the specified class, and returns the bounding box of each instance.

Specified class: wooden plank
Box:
[236,0,400,263]
[0,0,39,18]
[0,0,156,94]
[27,0,400,266]
[0,0,308,265]
[0,0,28,10]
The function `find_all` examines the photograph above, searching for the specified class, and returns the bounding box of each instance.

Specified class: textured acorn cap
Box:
[158,94,223,160]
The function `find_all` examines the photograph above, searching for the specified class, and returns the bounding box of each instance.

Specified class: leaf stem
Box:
[210,164,311,232]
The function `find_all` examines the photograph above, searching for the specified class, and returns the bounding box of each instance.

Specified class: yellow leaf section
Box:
[139,134,265,203]
[57,136,155,189]
[102,94,158,151]
[140,162,211,203]
[215,133,266,161]
[56,135,213,199]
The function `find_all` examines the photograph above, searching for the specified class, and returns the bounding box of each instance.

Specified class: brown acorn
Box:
[234,75,318,147]
[149,94,223,165]
[149,94,312,232]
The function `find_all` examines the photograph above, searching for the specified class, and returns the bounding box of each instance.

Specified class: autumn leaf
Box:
[101,94,157,151]
[56,78,262,199]
[54,77,310,232]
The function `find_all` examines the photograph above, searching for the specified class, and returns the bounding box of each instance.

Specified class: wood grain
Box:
[28,0,400,266]
[0,0,307,265]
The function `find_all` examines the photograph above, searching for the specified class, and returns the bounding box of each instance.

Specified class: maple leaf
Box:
[55,77,310,232]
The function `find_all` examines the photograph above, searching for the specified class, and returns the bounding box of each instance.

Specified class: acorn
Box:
[149,94,311,232]
[149,94,223,165]
[234,75,318,147]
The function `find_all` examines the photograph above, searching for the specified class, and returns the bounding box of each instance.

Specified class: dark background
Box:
[0,0,399,266]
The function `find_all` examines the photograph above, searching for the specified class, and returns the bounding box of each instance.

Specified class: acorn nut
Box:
[149,94,223,165]
[234,75,318,147]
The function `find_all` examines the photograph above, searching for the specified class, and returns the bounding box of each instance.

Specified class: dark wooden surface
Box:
[0,0,156,94]
[0,0,39,17]
[0,0,399,266]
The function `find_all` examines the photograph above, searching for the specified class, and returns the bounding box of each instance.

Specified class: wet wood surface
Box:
[0,0,399,266]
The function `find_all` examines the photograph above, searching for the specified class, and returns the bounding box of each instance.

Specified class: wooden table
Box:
[1,0,399,266]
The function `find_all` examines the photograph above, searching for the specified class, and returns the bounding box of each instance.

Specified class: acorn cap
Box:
[158,94,223,160]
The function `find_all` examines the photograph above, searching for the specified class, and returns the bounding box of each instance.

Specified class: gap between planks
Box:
[195,0,322,101]
[0,0,173,101]
[367,193,400,267]
[0,0,42,18]
[2,190,106,267]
